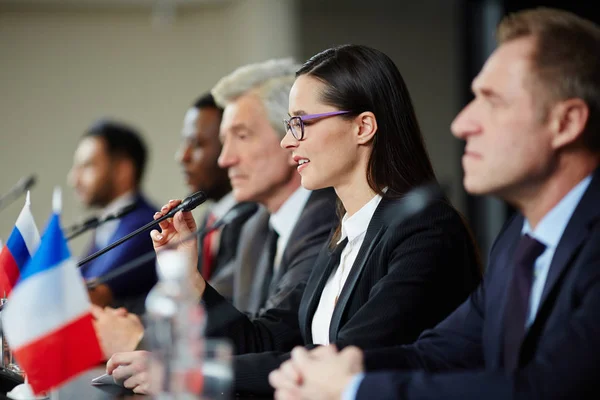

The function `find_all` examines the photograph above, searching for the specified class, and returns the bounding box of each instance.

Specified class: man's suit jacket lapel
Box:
[522,170,600,345]
[210,210,255,300]
[272,189,335,287]
[487,169,600,368]
[485,216,523,368]
[328,199,389,341]
[537,173,600,307]
[196,210,210,271]
[233,207,270,314]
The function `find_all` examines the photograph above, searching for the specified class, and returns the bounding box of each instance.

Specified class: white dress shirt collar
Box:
[95,191,136,248]
[270,186,312,242]
[338,192,383,244]
[210,192,237,220]
[100,191,136,219]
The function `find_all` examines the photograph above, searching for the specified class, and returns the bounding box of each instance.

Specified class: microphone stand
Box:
[86,202,258,288]
[77,191,206,268]
[65,216,99,241]
[0,175,36,213]
[66,203,137,241]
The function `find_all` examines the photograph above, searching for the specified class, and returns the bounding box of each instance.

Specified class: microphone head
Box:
[180,191,207,212]
[18,175,36,192]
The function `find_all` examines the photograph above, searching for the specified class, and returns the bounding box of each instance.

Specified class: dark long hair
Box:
[297,44,437,243]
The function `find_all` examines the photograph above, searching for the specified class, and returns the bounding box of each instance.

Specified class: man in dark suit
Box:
[269,7,600,400]
[68,120,157,311]
[175,92,256,304]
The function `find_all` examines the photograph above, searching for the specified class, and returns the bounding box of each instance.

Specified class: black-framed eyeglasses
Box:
[283,110,351,141]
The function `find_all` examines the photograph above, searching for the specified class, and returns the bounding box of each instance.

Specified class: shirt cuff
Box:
[342,373,365,400]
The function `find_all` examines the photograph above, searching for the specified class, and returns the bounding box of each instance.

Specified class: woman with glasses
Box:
[106,45,482,396]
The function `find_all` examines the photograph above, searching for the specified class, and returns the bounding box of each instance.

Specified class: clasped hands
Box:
[268,345,365,400]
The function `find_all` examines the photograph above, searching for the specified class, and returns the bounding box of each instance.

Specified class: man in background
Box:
[69,119,157,313]
[176,92,257,303]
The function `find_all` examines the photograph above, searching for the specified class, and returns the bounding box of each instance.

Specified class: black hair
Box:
[84,119,148,185]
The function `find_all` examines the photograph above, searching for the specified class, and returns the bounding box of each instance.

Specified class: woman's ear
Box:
[355,112,378,145]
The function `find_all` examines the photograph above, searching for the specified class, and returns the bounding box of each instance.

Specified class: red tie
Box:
[201,213,218,279]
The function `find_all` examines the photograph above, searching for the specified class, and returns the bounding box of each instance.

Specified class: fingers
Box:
[281,359,302,385]
[150,228,167,247]
[124,371,150,394]
[111,307,129,317]
[179,208,198,231]
[271,363,303,400]
[155,211,171,232]
[94,306,129,321]
[310,345,337,359]
[131,380,151,395]
[269,361,302,392]
[172,211,195,235]
[126,312,142,325]
[90,304,104,320]
[111,365,133,383]
[106,351,139,374]
[340,346,365,374]
[155,200,182,220]
[274,387,302,400]
[290,346,312,370]
[153,199,182,232]
[106,355,121,375]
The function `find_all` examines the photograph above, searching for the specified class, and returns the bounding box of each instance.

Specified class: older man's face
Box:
[218,92,296,206]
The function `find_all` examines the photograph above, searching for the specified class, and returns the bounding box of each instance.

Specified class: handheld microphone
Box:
[65,203,137,241]
[86,202,258,288]
[77,191,207,267]
[0,175,36,213]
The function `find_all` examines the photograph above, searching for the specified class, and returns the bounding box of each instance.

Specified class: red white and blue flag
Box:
[0,192,40,296]
[1,188,103,394]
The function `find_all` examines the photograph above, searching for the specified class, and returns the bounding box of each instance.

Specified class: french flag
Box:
[1,188,104,394]
[0,192,40,296]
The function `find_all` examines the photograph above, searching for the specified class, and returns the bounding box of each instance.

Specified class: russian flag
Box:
[0,192,40,296]
[1,189,103,394]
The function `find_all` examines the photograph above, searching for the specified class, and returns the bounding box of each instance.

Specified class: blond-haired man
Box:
[103,58,338,395]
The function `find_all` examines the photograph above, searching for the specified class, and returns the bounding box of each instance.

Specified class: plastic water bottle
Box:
[145,250,206,399]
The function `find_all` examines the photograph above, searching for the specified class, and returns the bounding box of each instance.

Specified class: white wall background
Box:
[0,0,299,253]
[0,0,464,256]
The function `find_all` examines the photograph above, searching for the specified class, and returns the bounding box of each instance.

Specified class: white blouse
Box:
[310,193,383,345]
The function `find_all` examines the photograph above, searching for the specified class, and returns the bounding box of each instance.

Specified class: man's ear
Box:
[549,98,589,150]
[355,112,378,145]
[113,157,136,188]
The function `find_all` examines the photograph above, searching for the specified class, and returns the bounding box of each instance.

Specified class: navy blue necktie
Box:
[503,233,546,371]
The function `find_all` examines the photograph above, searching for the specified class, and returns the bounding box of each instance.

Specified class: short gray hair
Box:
[212,58,300,138]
